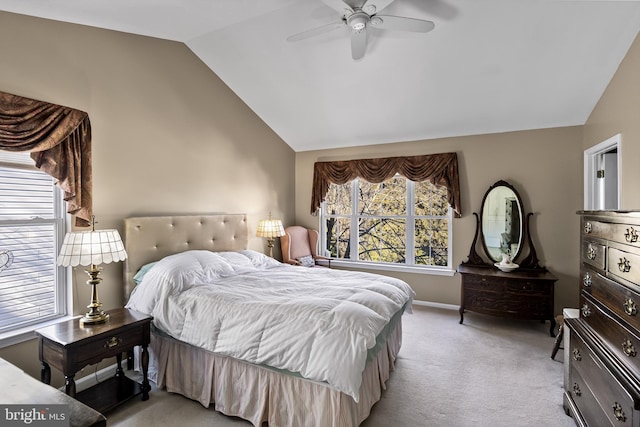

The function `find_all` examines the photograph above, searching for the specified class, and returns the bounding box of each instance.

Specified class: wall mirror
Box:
[481,181,523,262]
[463,180,545,271]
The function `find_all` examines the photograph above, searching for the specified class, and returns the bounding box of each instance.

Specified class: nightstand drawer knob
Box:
[105,336,122,349]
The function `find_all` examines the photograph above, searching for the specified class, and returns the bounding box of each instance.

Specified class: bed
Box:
[122,214,414,427]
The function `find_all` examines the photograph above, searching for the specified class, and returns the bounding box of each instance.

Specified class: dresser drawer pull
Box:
[625,227,638,243]
[581,304,591,318]
[587,244,597,260]
[613,402,626,422]
[618,257,631,273]
[104,337,122,349]
[584,222,592,234]
[624,298,638,316]
[572,348,582,362]
[582,272,592,288]
[572,382,581,397]
[622,339,637,357]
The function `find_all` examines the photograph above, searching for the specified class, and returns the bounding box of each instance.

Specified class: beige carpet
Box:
[108,305,575,427]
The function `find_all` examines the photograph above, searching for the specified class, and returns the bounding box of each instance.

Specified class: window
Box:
[321,175,452,271]
[0,151,67,338]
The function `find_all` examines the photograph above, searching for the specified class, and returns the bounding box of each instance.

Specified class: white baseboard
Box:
[412,299,458,311]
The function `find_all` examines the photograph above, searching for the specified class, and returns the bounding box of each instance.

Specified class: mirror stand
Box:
[461,212,490,267]
[462,211,546,272]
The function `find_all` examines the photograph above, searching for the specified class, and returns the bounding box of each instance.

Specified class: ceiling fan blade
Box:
[320,0,354,18]
[370,15,435,33]
[351,27,367,59]
[361,0,396,15]
[287,21,345,42]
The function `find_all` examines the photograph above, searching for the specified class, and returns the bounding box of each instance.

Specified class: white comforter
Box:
[125,250,415,401]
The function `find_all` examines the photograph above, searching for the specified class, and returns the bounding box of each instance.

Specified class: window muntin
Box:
[0,152,67,335]
[322,175,452,269]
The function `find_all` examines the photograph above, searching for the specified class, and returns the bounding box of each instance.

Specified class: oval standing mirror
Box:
[480,180,524,263]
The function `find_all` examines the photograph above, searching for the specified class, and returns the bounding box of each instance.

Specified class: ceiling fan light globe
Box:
[348,14,369,31]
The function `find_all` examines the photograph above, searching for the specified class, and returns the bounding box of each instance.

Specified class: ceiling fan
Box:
[287,0,435,60]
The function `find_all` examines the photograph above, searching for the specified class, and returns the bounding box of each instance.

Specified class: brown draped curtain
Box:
[0,91,92,227]
[311,152,461,218]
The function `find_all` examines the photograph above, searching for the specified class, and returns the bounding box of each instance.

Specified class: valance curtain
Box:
[311,152,461,218]
[0,91,92,227]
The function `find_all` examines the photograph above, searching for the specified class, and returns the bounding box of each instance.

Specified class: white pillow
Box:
[239,249,281,269]
[126,250,234,315]
[216,251,255,272]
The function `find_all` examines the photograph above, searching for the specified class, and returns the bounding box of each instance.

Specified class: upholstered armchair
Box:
[280,226,330,267]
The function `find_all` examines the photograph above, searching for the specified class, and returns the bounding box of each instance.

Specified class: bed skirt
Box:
[143,319,403,427]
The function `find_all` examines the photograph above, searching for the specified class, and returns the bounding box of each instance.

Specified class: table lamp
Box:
[57,217,127,325]
[256,213,285,258]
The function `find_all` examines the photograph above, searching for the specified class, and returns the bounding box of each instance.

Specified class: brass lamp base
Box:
[79,310,109,326]
[79,265,110,326]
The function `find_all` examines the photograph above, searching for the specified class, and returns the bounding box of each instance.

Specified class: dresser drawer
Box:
[74,324,146,367]
[583,218,640,249]
[464,287,551,318]
[609,247,640,287]
[582,265,640,334]
[461,274,506,292]
[570,330,635,426]
[581,293,640,378]
[504,279,552,296]
[583,239,607,271]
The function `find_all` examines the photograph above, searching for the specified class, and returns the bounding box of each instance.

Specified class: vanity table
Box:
[458,180,557,335]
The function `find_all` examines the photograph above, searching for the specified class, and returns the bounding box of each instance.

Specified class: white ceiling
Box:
[1,0,639,152]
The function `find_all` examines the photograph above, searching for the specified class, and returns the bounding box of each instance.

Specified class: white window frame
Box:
[0,153,71,348]
[320,177,455,276]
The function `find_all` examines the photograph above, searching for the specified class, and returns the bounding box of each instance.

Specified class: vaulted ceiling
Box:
[1,0,639,152]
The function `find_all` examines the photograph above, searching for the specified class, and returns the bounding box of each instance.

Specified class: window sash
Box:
[321,177,452,269]
[0,152,67,335]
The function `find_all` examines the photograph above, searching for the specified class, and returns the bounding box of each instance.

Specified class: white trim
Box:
[329,259,456,276]
[584,133,621,210]
[65,363,120,392]
[412,300,459,311]
[0,315,75,348]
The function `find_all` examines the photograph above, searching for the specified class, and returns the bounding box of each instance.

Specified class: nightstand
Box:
[35,308,152,413]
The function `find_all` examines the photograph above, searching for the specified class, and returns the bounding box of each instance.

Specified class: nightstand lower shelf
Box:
[76,375,143,414]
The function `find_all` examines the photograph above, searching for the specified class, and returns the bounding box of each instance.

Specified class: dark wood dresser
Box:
[565,210,640,426]
[458,264,557,336]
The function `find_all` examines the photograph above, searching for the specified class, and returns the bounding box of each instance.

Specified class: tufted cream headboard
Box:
[123,214,249,299]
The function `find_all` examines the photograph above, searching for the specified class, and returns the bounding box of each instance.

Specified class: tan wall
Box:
[295,126,584,314]
[0,12,295,382]
[583,33,640,209]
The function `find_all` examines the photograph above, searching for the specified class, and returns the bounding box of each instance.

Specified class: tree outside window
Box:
[321,175,451,268]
